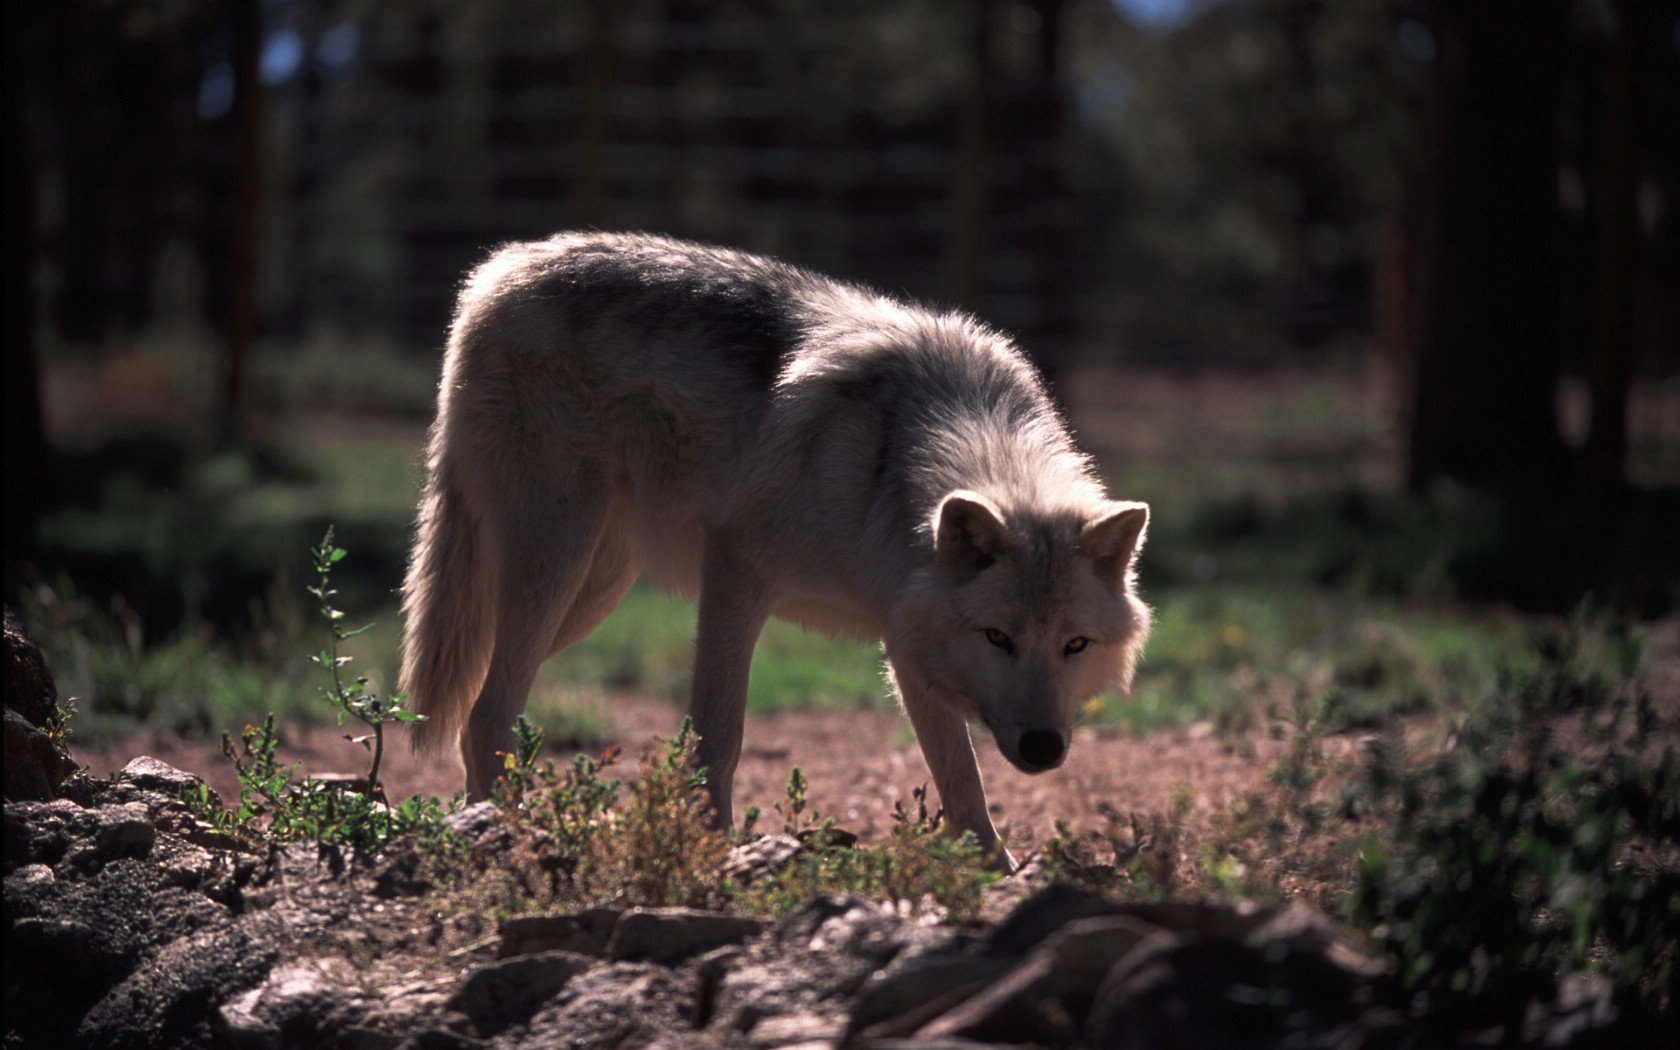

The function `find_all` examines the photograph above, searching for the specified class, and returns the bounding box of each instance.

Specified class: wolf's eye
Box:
[1064,636,1091,655]
[983,628,1014,654]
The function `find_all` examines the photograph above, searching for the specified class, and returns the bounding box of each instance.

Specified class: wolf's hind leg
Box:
[546,521,638,659]
[463,485,616,800]
[688,542,772,828]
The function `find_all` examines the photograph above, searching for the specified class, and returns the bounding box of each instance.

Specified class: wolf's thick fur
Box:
[401,232,1150,868]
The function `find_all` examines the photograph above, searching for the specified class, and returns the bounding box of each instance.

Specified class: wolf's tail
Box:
[400,460,495,755]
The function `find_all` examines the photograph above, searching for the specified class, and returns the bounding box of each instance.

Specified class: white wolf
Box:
[400,232,1150,869]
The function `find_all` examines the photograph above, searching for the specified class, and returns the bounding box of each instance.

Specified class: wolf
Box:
[400,231,1151,870]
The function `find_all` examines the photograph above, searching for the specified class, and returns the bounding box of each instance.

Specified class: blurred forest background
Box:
[4,0,1678,742]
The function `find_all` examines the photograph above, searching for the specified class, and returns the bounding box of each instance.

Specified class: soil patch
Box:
[76,697,1297,863]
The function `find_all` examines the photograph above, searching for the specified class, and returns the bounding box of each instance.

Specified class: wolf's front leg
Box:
[689,544,773,828]
[900,691,1017,874]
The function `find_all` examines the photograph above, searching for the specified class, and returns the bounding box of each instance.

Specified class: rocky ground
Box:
[5,755,1660,1050]
[8,611,1672,1048]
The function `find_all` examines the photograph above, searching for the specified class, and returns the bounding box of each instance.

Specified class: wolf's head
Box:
[888,490,1151,774]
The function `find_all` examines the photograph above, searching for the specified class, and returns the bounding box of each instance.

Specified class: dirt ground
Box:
[75,696,1308,856]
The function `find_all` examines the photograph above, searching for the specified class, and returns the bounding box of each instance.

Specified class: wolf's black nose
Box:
[1018,730,1066,770]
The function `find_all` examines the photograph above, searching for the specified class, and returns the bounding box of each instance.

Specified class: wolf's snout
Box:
[1017,729,1066,771]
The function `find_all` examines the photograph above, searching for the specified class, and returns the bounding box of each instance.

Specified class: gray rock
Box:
[116,755,220,807]
[844,955,1015,1044]
[744,1009,845,1048]
[722,833,803,886]
[3,608,58,724]
[4,860,55,904]
[4,796,82,870]
[3,608,78,802]
[217,963,331,1050]
[498,908,620,959]
[914,915,1170,1046]
[4,707,79,802]
[62,800,157,872]
[215,961,440,1050]
[448,949,596,1033]
[521,963,694,1048]
[79,922,278,1050]
[606,907,767,964]
[443,800,501,841]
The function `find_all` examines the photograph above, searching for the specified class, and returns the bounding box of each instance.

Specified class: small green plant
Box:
[307,526,425,798]
[216,713,295,831]
[209,712,449,851]
[741,775,998,921]
[1042,800,1188,899]
[496,723,721,910]
[44,693,77,749]
[187,529,454,855]
[492,713,550,806]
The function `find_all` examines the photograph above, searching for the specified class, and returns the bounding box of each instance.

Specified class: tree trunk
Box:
[1023,0,1071,396]
[1582,0,1643,495]
[4,6,46,600]
[1406,0,1570,498]
[945,0,998,312]
[219,0,263,445]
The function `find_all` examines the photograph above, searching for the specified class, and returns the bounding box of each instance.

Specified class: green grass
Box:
[536,581,891,715]
[1096,586,1544,735]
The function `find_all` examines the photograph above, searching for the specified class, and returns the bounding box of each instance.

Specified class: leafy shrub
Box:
[1351,622,1679,1018]
[492,718,729,911]
[189,529,454,855]
[741,780,999,921]
[481,719,998,922]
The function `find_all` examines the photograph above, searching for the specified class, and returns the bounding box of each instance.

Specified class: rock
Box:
[714,896,973,1042]
[844,955,1015,1044]
[914,916,1170,1046]
[79,923,279,1050]
[1,750,1660,1049]
[448,949,596,1033]
[217,964,334,1050]
[3,606,60,727]
[1086,931,1371,1048]
[606,907,768,964]
[395,1031,490,1050]
[519,963,694,1048]
[116,755,220,807]
[983,881,1134,956]
[374,845,432,898]
[777,894,965,969]
[744,1010,844,1048]
[214,960,435,1050]
[3,607,78,802]
[4,708,78,802]
[443,800,501,842]
[4,861,55,900]
[498,908,621,959]
[721,833,802,886]
[4,796,83,871]
[62,800,157,873]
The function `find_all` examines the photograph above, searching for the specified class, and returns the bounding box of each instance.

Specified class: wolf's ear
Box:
[935,490,1011,578]
[1081,501,1149,585]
